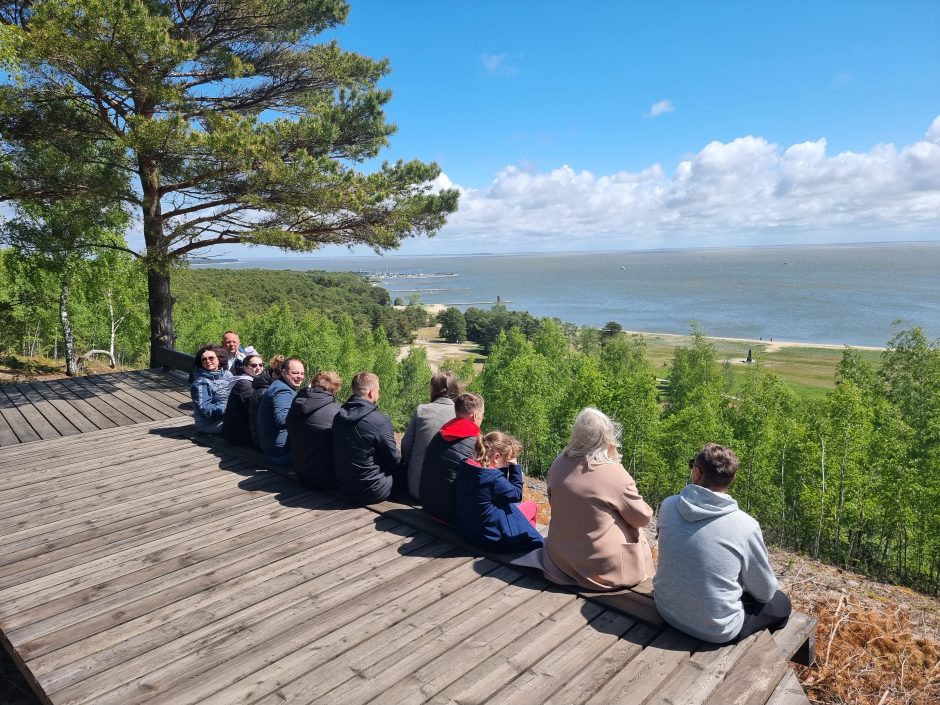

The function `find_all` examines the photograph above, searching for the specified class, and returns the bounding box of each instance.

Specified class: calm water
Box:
[194,243,940,348]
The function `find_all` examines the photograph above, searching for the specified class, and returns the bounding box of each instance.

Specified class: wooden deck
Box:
[0,370,191,446]
[0,370,812,705]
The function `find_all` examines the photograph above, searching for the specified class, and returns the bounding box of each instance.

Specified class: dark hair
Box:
[195,344,227,369]
[429,371,460,401]
[311,370,342,394]
[454,392,484,418]
[242,353,263,368]
[693,443,739,489]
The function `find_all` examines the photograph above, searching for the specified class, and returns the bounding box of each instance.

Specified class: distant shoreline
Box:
[409,304,885,352]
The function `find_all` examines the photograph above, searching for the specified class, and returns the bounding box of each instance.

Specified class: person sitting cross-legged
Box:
[654,443,791,643]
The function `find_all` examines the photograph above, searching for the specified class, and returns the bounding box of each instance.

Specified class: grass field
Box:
[413,324,884,401]
[637,333,883,399]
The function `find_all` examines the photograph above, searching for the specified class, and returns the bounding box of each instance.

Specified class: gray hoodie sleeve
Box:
[740,525,778,602]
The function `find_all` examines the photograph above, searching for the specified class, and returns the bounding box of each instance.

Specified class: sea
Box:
[191,242,940,348]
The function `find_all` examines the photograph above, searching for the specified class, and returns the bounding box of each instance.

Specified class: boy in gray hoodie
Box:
[654,443,791,643]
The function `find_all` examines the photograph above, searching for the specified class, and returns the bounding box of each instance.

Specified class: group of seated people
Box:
[190,331,791,645]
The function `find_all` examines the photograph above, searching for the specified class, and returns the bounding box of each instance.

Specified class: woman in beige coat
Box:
[542,407,655,590]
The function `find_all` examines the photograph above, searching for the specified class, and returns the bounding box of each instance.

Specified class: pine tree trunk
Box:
[60,279,77,376]
[139,156,174,367]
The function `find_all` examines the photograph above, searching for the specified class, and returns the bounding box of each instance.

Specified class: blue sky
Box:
[229,1,940,258]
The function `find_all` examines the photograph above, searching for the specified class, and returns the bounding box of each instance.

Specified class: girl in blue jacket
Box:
[454,431,544,552]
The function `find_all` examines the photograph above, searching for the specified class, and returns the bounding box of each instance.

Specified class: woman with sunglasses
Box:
[222,353,265,445]
[190,344,234,434]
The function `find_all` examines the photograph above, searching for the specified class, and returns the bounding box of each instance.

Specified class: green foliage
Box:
[438,307,467,343]
[465,317,940,594]
[0,0,459,356]
[464,304,540,353]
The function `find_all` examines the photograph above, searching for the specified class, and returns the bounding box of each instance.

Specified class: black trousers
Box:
[733,590,792,642]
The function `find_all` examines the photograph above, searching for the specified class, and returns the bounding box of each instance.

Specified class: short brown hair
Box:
[351,371,379,397]
[430,371,460,401]
[693,443,739,489]
[311,370,342,394]
[454,392,484,418]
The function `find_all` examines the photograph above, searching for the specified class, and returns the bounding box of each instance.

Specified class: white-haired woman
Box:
[542,407,654,590]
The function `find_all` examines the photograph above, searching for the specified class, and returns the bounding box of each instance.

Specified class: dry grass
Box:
[794,596,939,705]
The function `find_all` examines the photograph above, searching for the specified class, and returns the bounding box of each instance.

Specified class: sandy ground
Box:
[621,329,884,354]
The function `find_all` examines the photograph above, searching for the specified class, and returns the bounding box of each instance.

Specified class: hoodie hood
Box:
[439,417,480,442]
[194,366,228,382]
[291,387,337,419]
[252,370,273,389]
[336,395,377,424]
[675,483,739,523]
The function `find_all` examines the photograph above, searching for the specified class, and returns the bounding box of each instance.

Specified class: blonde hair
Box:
[474,431,522,468]
[564,407,621,464]
[352,371,379,397]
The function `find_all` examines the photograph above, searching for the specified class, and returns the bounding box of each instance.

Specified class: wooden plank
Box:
[765,670,811,705]
[0,467,273,568]
[115,371,191,411]
[43,378,129,428]
[80,374,183,420]
[543,621,664,705]
[0,446,231,532]
[9,382,83,437]
[578,585,664,628]
[0,469,309,592]
[6,495,353,648]
[703,631,788,705]
[0,442,226,515]
[68,375,163,423]
[25,382,99,434]
[584,627,699,705]
[0,399,21,446]
[0,416,192,466]
[135,368,192,401]
[0,389,41,443]
[772,612,816,666]
[199,561,520,705]
[432,601,624,705]
[48,535,452,705]
[645,634,754,705]
[0,460,254,549]
[0,483,323,617]
[478,603,636,705]
[32,515,405,690]
[332,578,574,705]
[0,384,61,440]
[146,552,500,705]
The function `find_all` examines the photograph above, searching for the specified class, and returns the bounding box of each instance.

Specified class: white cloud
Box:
[481,52,520,76]
[433,116,940,251]
[645,99,675,118]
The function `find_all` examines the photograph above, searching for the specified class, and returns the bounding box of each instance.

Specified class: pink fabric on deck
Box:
[517,500,538,527]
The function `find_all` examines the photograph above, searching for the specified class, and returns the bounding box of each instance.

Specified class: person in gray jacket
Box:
[654,443,791,643]
[401,371,459,499]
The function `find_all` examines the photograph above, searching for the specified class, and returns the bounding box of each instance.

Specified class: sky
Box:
[215,1,940,258]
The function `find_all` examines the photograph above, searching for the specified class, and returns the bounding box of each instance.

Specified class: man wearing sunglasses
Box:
[653,443,791,644]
